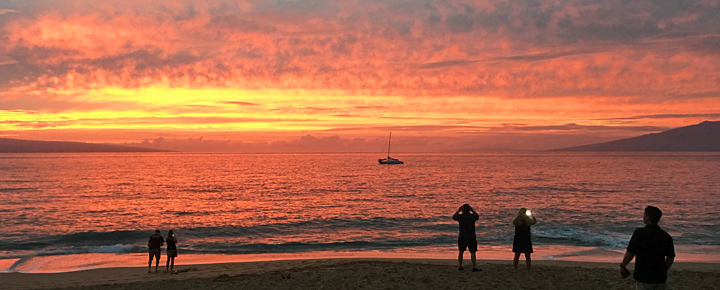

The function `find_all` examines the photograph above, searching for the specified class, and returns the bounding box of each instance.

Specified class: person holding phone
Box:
[512,208,537,271]
[166,230,178,273]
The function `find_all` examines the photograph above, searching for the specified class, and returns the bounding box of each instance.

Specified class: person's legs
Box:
[524,253,532,271]
[468,238,478,271]
[154,252,160,272]
[170,257,175,272]
[458,250,464,269]
[166,255,170,271]
[513,252,521,270]
[457,237,467,269]
[148,249,156,273]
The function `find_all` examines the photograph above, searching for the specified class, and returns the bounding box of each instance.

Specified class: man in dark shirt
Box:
[148,229,164,273]
[620,206,675,290]
[453,204,480,271]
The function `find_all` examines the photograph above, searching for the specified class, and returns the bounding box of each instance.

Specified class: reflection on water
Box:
[1,152,719,266]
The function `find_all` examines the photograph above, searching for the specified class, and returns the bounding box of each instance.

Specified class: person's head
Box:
[461,204,471,214]
[518,208,528,217]
[168,230,174,237]
[644,206,662,225]
[155,229,160,234]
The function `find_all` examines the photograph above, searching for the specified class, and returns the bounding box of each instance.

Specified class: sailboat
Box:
[378,132,404,164]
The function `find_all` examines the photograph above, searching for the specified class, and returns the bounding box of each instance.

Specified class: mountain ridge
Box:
[554,121,720,152]
[0,138,171,153]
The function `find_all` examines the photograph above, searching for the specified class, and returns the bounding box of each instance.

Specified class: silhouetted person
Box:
[620,206,675,290]
[148,229,164,273]
[166,230,178,273]
[512,208,537,271]
[453,204,480,271]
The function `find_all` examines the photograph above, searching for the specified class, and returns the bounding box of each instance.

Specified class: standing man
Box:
[148,229,164,273]
[453,204,480,272]
[620,206,675,290]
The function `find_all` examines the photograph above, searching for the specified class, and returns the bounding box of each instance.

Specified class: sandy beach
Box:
[2,258,719,290]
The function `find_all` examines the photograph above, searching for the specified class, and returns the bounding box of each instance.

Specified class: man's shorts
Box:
[149,248,161,260]
[458,237,478,252]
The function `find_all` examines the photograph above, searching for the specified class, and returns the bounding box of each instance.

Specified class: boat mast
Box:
[387,132,391,159]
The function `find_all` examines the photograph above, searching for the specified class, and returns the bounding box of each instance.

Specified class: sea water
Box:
[1,152,719,273]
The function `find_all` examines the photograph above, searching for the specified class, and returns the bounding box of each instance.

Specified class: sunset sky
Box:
[1,0,719,151]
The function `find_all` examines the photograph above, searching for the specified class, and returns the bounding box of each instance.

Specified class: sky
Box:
[0,0,719,152]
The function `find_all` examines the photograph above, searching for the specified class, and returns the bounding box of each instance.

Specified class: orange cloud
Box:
[0,0,719,148]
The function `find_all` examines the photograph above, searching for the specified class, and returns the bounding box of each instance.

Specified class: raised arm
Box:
[469,206,479,221]
[468,205,477,214]
[452,206,462,220]
[529,215,538,226]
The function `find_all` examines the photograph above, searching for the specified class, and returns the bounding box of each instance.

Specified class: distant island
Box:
[0,138,171,153]
[554,121,720,152]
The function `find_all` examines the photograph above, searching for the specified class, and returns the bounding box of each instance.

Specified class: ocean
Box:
[1,152,719,273]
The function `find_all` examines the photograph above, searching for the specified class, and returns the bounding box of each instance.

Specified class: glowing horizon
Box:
[1,0,719,151]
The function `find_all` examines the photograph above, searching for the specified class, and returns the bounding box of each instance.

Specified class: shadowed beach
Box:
[3,259,720,290]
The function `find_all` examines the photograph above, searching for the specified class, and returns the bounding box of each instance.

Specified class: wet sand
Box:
[3,259,719,290]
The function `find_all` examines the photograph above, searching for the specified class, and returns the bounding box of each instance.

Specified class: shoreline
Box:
[2,258,720,290]
[4,244,720,274]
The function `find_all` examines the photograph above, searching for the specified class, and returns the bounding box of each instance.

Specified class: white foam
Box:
[32,244,137,257]
[532,226,629,248]
[88,244,135,254]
